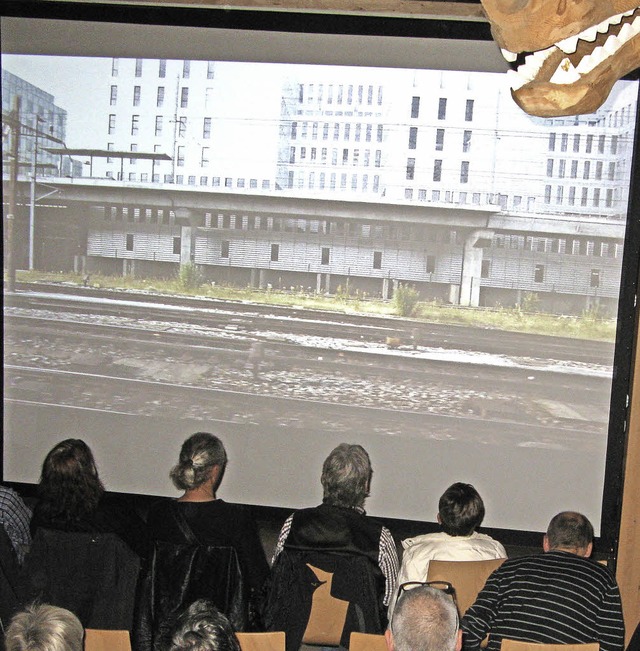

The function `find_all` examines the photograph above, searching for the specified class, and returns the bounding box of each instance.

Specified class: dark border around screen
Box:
[2,0,640,558]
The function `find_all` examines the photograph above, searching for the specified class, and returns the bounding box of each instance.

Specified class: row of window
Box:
[297,83,384,107]
[409,127,472,153]
[289,146,382,167]
[290,121,384,143]
[286,171,381,192]
[117,232,610,288]
[103,172,272,189]
[111,58,215,80]
[548,131,620,155]
[546,158,617,180]
[543,185,617,208]
[410,97,474,122]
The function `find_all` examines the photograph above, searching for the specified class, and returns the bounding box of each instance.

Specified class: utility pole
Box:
[5,96,21,292]
[29,115,43,270]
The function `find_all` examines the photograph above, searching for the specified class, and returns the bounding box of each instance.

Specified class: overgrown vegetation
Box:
[12,270,617,342]
[394,284,420,317]
[177,262,202,291]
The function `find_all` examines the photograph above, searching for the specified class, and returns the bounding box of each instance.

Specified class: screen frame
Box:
[2,0,640,557]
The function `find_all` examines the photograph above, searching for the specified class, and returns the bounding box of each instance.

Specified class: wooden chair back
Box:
[350,632,388,651]
[236,631,286,651]
[426,558,506,616]
[84,629,132,651]
[500,640,599,651]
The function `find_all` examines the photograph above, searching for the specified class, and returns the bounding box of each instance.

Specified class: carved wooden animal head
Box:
[479,1,640,116]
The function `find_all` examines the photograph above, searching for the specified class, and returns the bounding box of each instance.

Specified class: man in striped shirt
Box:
[461,512,624,651]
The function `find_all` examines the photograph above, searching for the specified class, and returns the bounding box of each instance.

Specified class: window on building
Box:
[408,127,418,149]
[426,255,436,273]
[465,99,474,121]
[606,188,614,207]
[373,251,382,269]
[108,114,116,134]
[598,134,606,153]
[611,135,618,155]
[135,58,143,77]
[126,234,134,251]
[177,117,186,138]
[290,147,296,164]
[344,124,351,141]
[460,161,469,184]
[573,134,580,152]
[321,247,330,265]
[177,146,185,167]
[131,115,139,135]
[334,123,340,140]
[463,130,472,153]
[180,87,189,108]
[609,161,616,180]
[593,188,601,207]
[548,133,556,151]
[561,133,568,151]
[158,59,166,77]
[173,237,181,255]
[569,186,576,205]
[375,150,382,168]
[481,259,490,278]
[583,160,591,179]
[534,264,545,283]
[435,128,445,151]
[110,85,117,105]
[203,117,211,139]
[155,116,162,136]
[546,159,554,177]
[571,160,578,178]
[438,98,447,120]
[433,159,442,182]
[558,159,566,178]
[271,243,279,262]
[201,147,210,167]
[581,187,589,206]
[556,186,563,204]
[111,58,119,77]
[544,185,552,203]
[221,240,230,258]
[595,161,603,180]
[590,269,601,288]
[586,134,593,153]
[133,86,141,106]
[377,124,383,142]
[207,61,215,79]
[156,86,165,107]
[406,158,415,180]
[411,96,420,118]
[343,148,349,164]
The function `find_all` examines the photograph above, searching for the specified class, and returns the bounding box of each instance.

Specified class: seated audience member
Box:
[30,438,148,558]
[145,432,269,622]
[386,583,461,651]
[4,603,83,651]
[461,511,625,651]
[266,443,399,647]
[0,485,32,565]
[167,599,241,651]
[396,483,506,594]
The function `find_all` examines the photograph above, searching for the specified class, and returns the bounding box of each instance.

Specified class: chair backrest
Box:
[84,629,132,651]
[426,558,506,616]
[350,632,388,651]
[236,632,286,651]
[500,639,599,651]
[264,549,385,651]
[23,528,140,630]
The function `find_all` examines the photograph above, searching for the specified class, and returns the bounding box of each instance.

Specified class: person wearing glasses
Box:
[266,443,399,651]
[386,582,461,651]
[391,483,506,616]
[461,511,625,651]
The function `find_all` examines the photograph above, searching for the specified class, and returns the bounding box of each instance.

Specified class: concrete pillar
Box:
[459,229,493,307]
[325,273,331,293]
[180,225,192,265]
[316,273,323,294]
[259,269,267,289]
[382,277,390,300]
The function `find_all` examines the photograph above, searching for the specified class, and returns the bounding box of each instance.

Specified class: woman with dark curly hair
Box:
[30,438,148,558]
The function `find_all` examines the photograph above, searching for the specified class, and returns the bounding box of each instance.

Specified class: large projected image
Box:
[2,47,638,536]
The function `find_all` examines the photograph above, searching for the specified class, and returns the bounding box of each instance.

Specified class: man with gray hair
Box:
[386,584,461,651]
[462,511,625,651]
[5,603,84,651]
[266,443,399,651]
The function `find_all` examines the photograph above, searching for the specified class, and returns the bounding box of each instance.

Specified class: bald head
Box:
[386,586,459,651]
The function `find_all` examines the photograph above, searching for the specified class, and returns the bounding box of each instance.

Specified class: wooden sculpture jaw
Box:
[479,0,640,117]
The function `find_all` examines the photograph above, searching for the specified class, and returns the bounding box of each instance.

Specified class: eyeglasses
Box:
[390,581,460,634]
